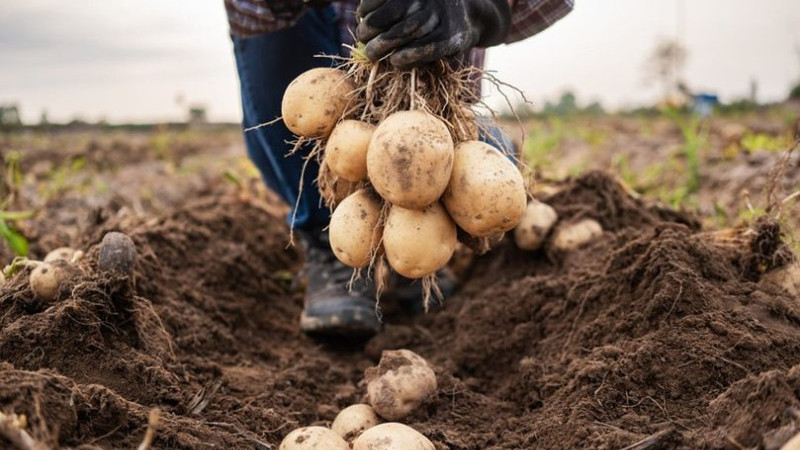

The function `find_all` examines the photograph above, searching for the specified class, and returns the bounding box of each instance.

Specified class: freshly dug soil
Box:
[1,172,799,449]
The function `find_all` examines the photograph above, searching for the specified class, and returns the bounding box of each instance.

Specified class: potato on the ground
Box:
[383,203,456,279]
[551,219,603,251]
[281,68,354,138]
[326,120,375,182]
[514,202,558,250]
[98,232,137,275]
[367,110,454,210]
[352,423,434,450]
[366,349,437,421]
[443,140,526,237]
[329,189,382,268]
[781,432,800,450]
[761,262,800,296]
[279,426,349,450]
[44,247,77,263]
[30,260,74,301]
[331,404,381,442]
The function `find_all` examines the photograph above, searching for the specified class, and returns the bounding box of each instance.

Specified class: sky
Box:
[1,0,799,123]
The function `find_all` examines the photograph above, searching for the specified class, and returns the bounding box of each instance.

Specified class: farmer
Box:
[226,0,573,337]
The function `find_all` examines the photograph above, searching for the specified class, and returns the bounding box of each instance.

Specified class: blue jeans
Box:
[232,8,514,231]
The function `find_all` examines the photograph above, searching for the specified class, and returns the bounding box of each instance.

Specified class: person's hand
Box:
[356,0,512,68]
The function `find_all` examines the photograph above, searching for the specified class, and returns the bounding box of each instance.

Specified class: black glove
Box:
[356,0,512,68]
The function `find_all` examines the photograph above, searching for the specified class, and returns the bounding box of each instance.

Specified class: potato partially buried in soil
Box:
[382,203,457,279]
[44,247,78,263]
[279,426,349,450]
[551,219,603,251]
[366,349,437,421]
[514,202,558,251]
[98,232,137,275]
[281,68,355,138]
[444,140,526,237]
[352,423,434,450]
[367,110,454,210]
[331,404,381,442]
[30,260,76,301]
[329,189,383,268]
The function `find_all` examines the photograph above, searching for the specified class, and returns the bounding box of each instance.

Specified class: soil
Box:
[2,165,799,449]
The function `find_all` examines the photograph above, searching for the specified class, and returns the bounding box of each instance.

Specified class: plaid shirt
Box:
[226,0,574,52]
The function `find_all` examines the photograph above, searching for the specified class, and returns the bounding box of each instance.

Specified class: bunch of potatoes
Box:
[282,67,528,280]
[280,349,438,450]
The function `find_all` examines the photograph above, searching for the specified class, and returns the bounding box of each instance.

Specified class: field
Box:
[1,105,800,449]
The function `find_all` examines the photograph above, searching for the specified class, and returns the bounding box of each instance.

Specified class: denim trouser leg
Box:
[232,8,341,232]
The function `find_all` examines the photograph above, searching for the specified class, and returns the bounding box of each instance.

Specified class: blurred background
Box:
[2,0,799,123]
[1,0,799,259]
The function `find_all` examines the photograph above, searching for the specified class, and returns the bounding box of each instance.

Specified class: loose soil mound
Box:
[1,172,799,449]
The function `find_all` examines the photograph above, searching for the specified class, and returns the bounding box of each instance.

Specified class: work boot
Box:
[383,269,459,315]
[296,230,381,338]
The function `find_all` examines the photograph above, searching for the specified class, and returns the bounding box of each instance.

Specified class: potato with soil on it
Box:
[281,67,355,138]
[329,189,383,268]
[326,120,375,182]
[98,232,137,275]
[44,247,79,263]
[279,426,349,450]
[514,201,558,251]
[352,423,434,450]
[366,349,437,421]
[383,203,456,279]
[760,262,800,296]
[443,140,527,238]
[30,260,75,301]
[367,110,454,210]
[551,219,603,251]
[331,404,381,442]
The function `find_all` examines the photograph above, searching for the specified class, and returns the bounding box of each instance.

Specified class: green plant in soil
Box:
[0,211,33,257]
[664,108,709,205]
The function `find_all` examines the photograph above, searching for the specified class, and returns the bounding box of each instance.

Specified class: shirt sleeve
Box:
[225,0,306,38]
[505,0,574,44]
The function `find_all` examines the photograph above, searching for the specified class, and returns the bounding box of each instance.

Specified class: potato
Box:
[329,189,383,268]
[352,423,434,450]
[326,120,375,182]
[782,432,800,450]
[367,111,454,209]
[44,247,77,263]
[331,404,381,442]
[761,262,800,296]
[551,219,603,251]
[30,260,74,301]
[98,232,137,275]
[279,426,349,450]
[366,349,437,421]
[514,202,558,251]
[443,140,526,237]
[282,68,354,138]
[383,203,456,279]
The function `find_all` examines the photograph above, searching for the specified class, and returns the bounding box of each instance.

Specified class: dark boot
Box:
[296,230,381,338]
[382,269,458,315]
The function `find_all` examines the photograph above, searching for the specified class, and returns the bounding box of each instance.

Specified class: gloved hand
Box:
[356,0,512,68]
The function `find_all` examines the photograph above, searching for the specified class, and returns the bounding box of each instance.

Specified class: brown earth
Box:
[2,167,799,449]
